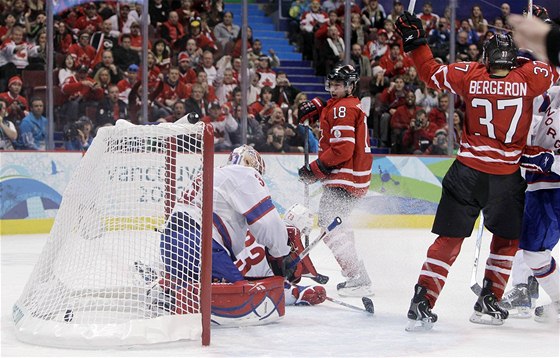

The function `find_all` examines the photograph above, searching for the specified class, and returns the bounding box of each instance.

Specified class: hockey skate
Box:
[499,276,539,318]
[534,301,560,323]
[405,284,438,332]
[337,264,373,297]
[498,284,532,318]
[470,280,509,325]
[293,285,327,306]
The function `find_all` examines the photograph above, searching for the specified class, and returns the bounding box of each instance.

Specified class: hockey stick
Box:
[470,213,485,296]
[408,0,416,14]
[288,217,342,272]
[326,296,374,315]
[303,125,310,247]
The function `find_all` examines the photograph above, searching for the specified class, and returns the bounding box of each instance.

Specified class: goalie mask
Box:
[325,64,359,96]
[482,34,517,70]
[227,145,266,175]
[283,203,313,235]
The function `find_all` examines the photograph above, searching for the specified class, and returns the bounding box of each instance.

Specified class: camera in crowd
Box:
[64,116,92,140]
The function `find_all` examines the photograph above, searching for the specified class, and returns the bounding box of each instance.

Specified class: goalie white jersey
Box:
[177,164,289,260]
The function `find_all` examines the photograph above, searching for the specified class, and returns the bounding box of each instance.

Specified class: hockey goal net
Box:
[12,119,214,347]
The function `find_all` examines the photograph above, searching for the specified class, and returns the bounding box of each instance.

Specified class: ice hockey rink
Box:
[2,228,559,357]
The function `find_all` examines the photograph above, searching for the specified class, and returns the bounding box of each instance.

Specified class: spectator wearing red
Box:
[314,10,343,45]
[249,86,277,123]
[0,13,16,43]
[0,76,28,123]
[146,51,163,89]
[177,52,197,85]
[232,26,253,59]
[96,83,128,126]
[186,70,217,104]
[128,21,151,53]
[117,64,139,105]
[160,11,186,50]
[154,67,188,117]
[378,43,413,77]
[0,24,40,71]
[390,90,420,154]
[188,16,217,53]
[402,109,438,154]
[60,64,104,121]
[428,93,449,129]
[75,2,102,34]
[68,31,97,68]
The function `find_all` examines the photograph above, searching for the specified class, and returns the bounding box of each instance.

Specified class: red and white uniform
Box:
[411,45,558,175]
[318,96,373,197]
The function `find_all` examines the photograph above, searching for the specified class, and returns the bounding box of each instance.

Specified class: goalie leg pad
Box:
[286,226,319,280]
[210,276,285,326]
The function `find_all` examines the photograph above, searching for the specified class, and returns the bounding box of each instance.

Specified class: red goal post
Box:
[12,119,214,347]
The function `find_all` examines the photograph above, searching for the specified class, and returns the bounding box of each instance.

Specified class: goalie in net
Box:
[150,145,326,326]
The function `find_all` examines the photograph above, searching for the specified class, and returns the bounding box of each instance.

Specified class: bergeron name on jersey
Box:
[468,80,528,97]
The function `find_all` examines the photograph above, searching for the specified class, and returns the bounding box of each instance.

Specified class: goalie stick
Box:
[326,296,374,315]
[288,216,342,271]
[470,213,485,296]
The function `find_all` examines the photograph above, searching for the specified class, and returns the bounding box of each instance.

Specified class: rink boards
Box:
[0,151,454,234]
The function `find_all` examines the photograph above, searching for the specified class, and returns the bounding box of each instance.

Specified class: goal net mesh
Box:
[13,120,213,347]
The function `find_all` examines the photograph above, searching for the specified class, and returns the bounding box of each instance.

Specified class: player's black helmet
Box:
[325,64,359,93]
[482,34,517,70]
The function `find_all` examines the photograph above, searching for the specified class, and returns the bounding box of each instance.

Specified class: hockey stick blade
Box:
[302,273,330,284]
[470,213,485,296]
[326,296,374,315]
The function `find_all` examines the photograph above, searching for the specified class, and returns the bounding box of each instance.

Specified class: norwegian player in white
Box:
[143,145,326,325]
[502,84,560,322]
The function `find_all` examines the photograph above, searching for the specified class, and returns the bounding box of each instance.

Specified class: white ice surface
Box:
[2,229,559,357]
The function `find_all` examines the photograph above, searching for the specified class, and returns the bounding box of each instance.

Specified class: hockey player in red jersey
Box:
[297,65,374,297]
[395,12,558,331]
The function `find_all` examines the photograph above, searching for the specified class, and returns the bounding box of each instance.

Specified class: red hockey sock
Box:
[484,235,518,299]
[418,236,465,308]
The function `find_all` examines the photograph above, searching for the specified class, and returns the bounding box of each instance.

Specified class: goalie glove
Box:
[520,145,554,173]
[269,254,297,282]
[395,11,428,53]
[298,159,330,184]
[297,97,326,125]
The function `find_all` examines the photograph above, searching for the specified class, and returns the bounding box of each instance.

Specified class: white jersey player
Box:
[146,145,325,326]
[503,85,560,321]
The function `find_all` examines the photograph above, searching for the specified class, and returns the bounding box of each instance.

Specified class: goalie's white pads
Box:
[283,203,313,235]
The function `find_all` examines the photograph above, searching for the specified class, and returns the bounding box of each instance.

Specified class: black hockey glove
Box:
[395,11,427,53]
[269,255,297,281]
[298,159,330,184]
[297,97,326,125]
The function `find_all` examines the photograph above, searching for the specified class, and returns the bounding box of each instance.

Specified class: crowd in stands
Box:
[0,0,541,154]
